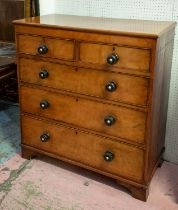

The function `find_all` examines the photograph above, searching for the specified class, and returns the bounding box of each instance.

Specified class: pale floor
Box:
[0,103,178,210]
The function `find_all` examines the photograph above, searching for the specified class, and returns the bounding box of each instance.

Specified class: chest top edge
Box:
[13,14,176,39]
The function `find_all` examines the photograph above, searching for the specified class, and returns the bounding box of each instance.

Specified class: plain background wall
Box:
[39,0,55,15]
[40,0,178,164]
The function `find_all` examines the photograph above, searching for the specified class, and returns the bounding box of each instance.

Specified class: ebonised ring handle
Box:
[40,132,50,142]
[104,116,116,126]
[39,69,49,79]
[38,44,48,54]
[40,100,50,109]
[107,53,119,65]
[103,151,115,162]
[105,81,117,92]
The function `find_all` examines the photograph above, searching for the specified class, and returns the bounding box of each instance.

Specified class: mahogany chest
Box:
[14,15,176,201]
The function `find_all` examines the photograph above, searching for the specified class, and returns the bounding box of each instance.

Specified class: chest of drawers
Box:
[14,15,176,201]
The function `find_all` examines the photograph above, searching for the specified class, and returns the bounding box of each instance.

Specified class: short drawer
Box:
[19,58,149,106]
[18,34,74,60]
[79,42,151,72]
[20,86,146,144]
[21,115,144,182]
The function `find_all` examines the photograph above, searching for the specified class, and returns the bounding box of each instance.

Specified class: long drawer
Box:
[17,34,75,60]
[21,115,144,182]
[20,85,146,144]
[19,58,149,106]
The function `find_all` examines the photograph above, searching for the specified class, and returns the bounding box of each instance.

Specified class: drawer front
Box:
[19,58,149,106]
[20,86,146,143]
[21,115,144,182]
[79,42,150,72]
[18,35,74,60]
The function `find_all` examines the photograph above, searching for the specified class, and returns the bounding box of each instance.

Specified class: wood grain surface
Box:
[19,58,149,106]
[21,115,144,182]
[20,85,146,144]
[13,14,176,38]
[14,15,176,201]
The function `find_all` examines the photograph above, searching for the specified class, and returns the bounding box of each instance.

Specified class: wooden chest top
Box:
[14,14,176,202]
[14,14,176,38]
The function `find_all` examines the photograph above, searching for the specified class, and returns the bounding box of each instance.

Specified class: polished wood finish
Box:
[21,115,144,182]
[116,180,149,201]
[130,186,149,201]
[79,42,150,72]
[14,14,176,201]
[18,35,75,60]
[145,29,176,183]
[20,85,146,143]
[21,147,36,159]
[13,14,176,38]
[19,58,149,106]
